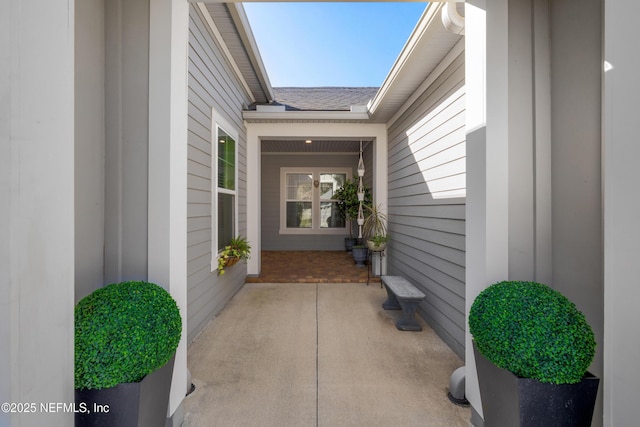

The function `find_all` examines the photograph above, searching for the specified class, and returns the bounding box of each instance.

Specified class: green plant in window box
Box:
[217,235,251,275]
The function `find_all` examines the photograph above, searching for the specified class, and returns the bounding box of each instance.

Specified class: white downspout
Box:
[442,2,465,35]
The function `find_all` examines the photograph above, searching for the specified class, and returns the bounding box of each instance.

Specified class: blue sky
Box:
[243,2,428,88]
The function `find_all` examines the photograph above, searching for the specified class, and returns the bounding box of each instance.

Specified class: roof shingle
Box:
[263,87,379,111]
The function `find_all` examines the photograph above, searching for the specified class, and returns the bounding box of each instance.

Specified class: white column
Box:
[246,127,262,276]
[603,2,640,426]
[1,1,75,426]
[148,0,189,419]
[373,131,388,275]
[465,0,510,420]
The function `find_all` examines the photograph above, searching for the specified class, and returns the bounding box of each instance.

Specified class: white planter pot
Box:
[366,240,387,252]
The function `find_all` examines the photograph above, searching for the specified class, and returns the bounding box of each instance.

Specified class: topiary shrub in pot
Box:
[469,281,599,427]
[75,281,182,427]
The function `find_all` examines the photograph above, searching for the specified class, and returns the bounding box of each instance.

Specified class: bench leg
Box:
[396,300,423,331]
[382,286,401,310]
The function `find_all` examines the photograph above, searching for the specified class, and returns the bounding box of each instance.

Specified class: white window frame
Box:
[211,112,239,271]
[279,167,351,235]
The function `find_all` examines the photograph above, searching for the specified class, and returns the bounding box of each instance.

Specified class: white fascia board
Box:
[228,3,275,102]
[197,3,256,104]
[368,2,443,115]
[242,110,370,121]
[256,105,286,112]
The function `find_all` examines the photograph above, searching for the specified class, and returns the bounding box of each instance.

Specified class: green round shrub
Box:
[75,281,182,390]
[469,281,595,384]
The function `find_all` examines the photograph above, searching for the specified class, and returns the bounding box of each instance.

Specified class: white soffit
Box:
[204,2,273,103]
[368,2,463,123]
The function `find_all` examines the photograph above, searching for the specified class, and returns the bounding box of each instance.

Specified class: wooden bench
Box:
[381,275,426,331]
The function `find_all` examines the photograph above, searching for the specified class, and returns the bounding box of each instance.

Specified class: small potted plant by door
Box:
[217,235,251,275]
[351,244,369,267]
[362,204,389,252]
[366,234,389,252]
[75,281,182,427]
[469,281,599,427]
[334,178,371,252]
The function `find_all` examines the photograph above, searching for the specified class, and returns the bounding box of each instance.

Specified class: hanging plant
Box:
[357,140,366,177]
[334,178,371,238]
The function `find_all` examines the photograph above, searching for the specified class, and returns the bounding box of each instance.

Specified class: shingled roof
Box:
[264,87,379,111]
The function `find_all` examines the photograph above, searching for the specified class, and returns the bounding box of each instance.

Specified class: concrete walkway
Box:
[184,282,470,427]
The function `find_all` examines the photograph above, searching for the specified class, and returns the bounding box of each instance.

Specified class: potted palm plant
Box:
[334,178,371,252]
[362,204,389,251]
[469,281,599,427]
[217,235,251,275]
[75,281,182,427]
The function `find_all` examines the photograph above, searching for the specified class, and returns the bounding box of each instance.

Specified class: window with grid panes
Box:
[216,127,236,251]
[280,168,349,234]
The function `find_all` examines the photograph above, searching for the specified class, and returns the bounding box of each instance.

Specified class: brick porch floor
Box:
[245,250,382,284]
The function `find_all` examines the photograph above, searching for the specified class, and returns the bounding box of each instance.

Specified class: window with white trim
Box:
[212,119,238,269]
[280,167,350,234]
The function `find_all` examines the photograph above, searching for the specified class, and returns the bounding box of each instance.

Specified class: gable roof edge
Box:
[367,2,463,124]
[368,3,443,116]
[227,3,275,103]
[197,3,257,103]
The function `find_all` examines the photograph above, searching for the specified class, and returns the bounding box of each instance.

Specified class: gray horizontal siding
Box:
[386,51,466,358]
[187,5,251,343]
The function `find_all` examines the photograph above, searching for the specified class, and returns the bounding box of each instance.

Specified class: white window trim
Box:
[279,167,351,235]
[211,112,239,271]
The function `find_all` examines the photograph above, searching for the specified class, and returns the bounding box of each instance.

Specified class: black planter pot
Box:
[75,355,175,427]
[473,343,599,427]
[351,246,368,267]
[344,237,357,252]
